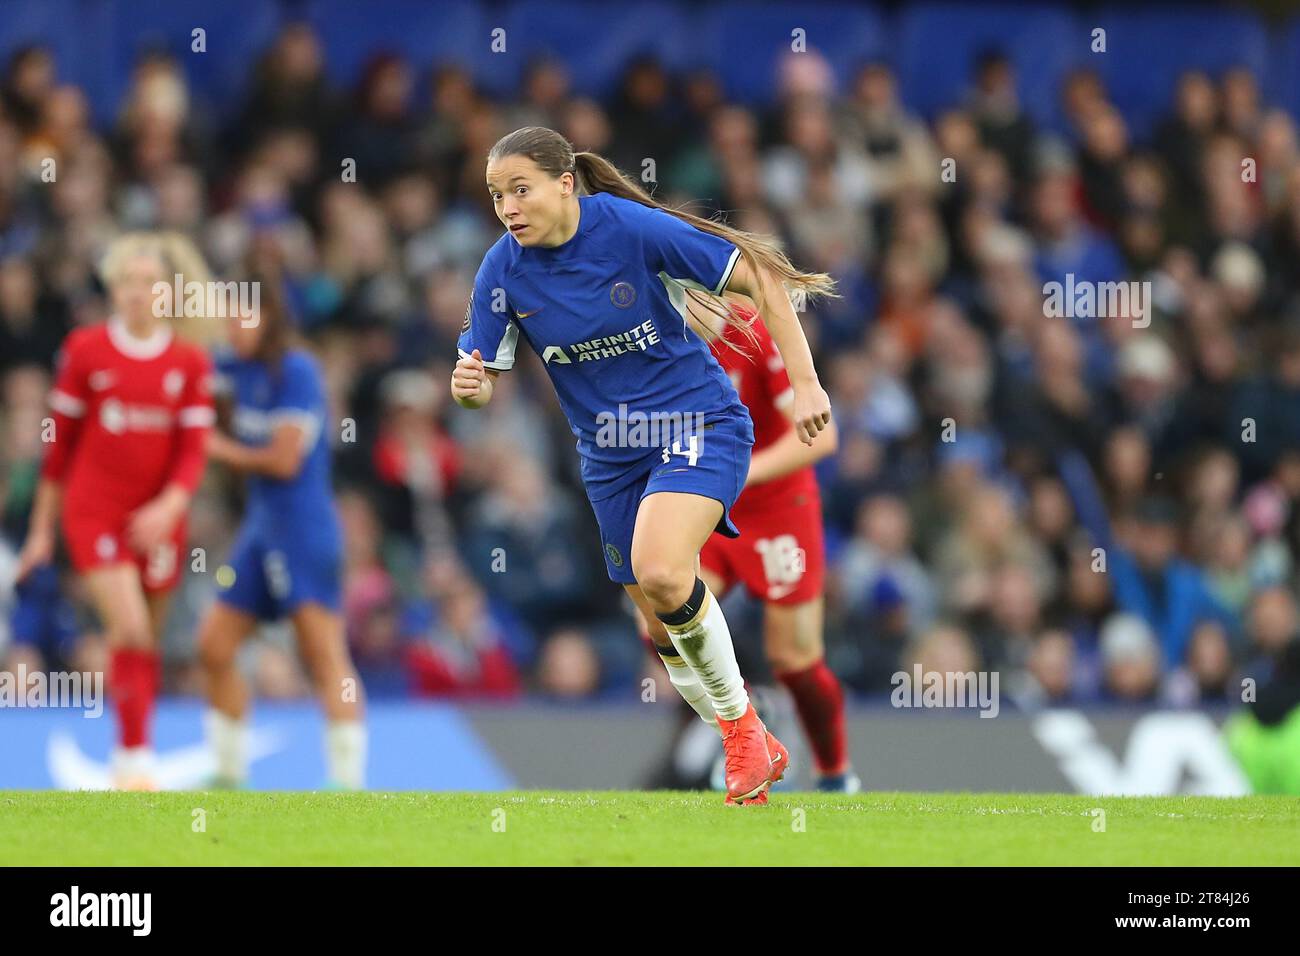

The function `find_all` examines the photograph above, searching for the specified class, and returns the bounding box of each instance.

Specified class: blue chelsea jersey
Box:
[457,192,754,498]
[213,347,340,537]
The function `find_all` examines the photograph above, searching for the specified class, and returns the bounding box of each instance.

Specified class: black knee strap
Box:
[655,577,708,627]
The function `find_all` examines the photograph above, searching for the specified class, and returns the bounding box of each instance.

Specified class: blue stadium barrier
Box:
[0,700,513,790]
[1269,15,1300,125]
[0,0,1294,138]
[98,0,284,125]
[1091,6,1270,139]
[490,0,694,100]
[0,0,106,120]
[695,0,889,104]
[303,0,487,89]
[894,1,1084,132]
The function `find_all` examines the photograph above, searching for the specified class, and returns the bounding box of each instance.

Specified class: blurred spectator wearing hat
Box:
[1098,612,1162,703]
[837,494,936,632]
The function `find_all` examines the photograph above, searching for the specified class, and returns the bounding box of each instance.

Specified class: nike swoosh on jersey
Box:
[514,308,542,319]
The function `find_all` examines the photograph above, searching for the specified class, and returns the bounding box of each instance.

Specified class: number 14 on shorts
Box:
[661,434,700,466]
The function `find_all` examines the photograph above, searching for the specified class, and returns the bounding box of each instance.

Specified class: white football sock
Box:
[661,584,749,721]
[205,709,248,785]
[111,745,156,782]
[326,720,367,789]
[654,646,719,727]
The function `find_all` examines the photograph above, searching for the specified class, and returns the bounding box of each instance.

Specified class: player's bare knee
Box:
[110,617,152,650]
[300,636,349,690]
[304,649,340,689]
[197,623,237,672]
[633,561,693,611]
[769,643,821,675]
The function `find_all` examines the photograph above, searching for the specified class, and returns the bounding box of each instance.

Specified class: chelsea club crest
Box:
[610,282,636,308]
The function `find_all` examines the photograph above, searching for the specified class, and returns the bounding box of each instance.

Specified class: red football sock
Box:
[141,648,160,741]
[777,660,848,775]
[110,648,157,749]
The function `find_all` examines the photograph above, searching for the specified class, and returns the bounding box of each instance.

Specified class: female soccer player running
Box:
[688,300,858,792]
[452,127,834,805]
[197,279,366,789]
[16,233,215,790]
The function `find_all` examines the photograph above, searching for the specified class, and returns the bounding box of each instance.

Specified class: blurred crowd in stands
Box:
[2,21,1299,710]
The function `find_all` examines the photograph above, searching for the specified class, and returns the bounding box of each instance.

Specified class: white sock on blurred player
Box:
[111,746,156,788]
[326,720,366,789]
[206,709,248,785]
[658,581,749,722]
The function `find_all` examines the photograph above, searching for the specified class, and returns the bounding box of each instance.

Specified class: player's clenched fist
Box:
[451,348,494,408]
[792,383,832,446]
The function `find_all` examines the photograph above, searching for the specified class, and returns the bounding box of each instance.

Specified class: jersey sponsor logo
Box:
[604,543,624,568]
[461,291,473,333]
[542,318,661,365]
[610,282,636,308]
[89,370,117,391]
[99,399,174,434]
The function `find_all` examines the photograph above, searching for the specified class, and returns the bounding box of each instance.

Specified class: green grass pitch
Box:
[2,791,1298,865]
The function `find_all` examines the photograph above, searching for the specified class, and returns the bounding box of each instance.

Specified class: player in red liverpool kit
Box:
[642,300,858,793]
[16,233,214,790]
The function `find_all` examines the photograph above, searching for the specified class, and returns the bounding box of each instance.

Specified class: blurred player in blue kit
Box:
[197,278,366,789]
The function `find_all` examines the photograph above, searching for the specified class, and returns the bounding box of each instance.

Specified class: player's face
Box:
[486,155,571,247]
[112,253,167,326]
